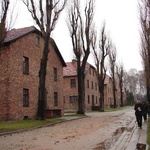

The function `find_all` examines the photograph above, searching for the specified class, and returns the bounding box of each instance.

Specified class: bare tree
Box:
[116,62,124,107]
[109,44,117,107]
[92,22,111,111]
[139,0,150,102]
[23,0,67,120]
[0,0,9,48]
[67,0,95,114]
[0,0,17,49]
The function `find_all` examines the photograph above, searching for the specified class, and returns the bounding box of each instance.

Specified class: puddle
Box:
[93,127,133,150]
[136,143,146,150]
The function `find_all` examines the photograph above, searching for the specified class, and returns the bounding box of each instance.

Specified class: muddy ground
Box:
[0,107,135,150]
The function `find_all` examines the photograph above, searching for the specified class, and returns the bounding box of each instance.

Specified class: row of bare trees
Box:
[1,0,125,119]
[139,0,150,103]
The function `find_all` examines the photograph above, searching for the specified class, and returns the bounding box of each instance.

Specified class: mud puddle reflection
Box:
[93,126,133,150]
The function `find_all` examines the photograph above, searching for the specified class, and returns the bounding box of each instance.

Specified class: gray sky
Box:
[15,0,142,71]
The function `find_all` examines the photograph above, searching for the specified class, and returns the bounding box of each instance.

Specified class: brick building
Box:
[0,26,66,120]
[104,78,127,107]
[104,75,114,107]
[63,60,100,112]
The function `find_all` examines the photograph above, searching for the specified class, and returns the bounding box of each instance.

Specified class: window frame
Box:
[70,79,76,88]
[23,88,29,107]
[69,96,78,104]
[87,80,89,88]
[23,56,29,75]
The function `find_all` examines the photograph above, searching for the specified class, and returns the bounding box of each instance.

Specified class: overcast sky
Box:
[15,0,142,71]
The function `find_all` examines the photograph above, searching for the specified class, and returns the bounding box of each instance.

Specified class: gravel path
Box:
[0,107,135,150]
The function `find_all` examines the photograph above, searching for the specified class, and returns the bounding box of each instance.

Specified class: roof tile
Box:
[4,26,35,43]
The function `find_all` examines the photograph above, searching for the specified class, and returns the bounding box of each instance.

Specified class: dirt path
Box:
[0,107,135,150]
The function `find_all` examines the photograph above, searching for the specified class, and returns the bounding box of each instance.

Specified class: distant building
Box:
[63,60,100,112]
[104,75,114,107]
[0,26,66,120]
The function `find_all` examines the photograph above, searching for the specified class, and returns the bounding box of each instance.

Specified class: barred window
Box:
[70,79,76,88]
[88,95,90,104]
[87,80,89,88]
[69,96,78,104]
[23,56,29,75]
[91,81,94,89]
[23,88,29,107]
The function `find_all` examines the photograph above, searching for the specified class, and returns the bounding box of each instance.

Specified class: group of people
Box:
[134,99,150,128]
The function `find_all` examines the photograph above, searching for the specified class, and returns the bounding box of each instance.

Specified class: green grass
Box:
[105,106,131,112]
[0,118,63,133]
[148,118,150,150]
[64,113,86,117]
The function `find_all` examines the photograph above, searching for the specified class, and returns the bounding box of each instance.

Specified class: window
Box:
[53,67,57,81]
[96,96,97,104]
[87,80,89,88]
[36,36,40,46]
[23,56,29,75]
[54,92,58,106]
[89,68,91,74]
[23,88,29,107]
[91,81,93,89]
[95,83,97,90]
[93,69,94,76]
[69,96,78,104]
[88,95,90,104]
[70,79,76,88]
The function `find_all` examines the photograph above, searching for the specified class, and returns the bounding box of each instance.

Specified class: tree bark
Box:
[37,34,50,120]
[77,68,85,114]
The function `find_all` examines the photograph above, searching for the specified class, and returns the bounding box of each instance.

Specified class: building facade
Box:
[0,26,66,120]
[104,75,114,107]
[63,60,100,112]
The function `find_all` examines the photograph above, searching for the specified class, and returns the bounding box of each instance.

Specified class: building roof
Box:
[4,26,36,43]
[63,61,94,77]
[63,62,77,77]
[4,26,66,67]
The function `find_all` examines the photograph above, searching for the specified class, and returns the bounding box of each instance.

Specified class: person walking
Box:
[142,101,147,122]
[134,99,143,128]
[147,102,150,117]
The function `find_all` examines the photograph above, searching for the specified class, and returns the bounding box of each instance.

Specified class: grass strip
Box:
[0,118,63,133]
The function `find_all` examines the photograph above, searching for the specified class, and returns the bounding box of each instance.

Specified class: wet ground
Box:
[0,107,135,150]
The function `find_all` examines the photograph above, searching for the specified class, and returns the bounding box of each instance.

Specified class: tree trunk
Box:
[37,34,50,120]
[146,81,150,102]
[112,77,116,108]
[99,91,104,112]
[99,83,104,112]
[77,68,85,114]
[119,83,123,107]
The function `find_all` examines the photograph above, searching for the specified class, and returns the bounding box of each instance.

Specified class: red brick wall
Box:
[0,33,64,120]
[63,76,78,112]
[63,65,100,112]
[104,78,114,107]
[85,66,100,110]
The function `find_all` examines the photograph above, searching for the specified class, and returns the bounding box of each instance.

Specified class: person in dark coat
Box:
[147,102,150,117]
[142,101,147,122]
[134,99,143,128]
